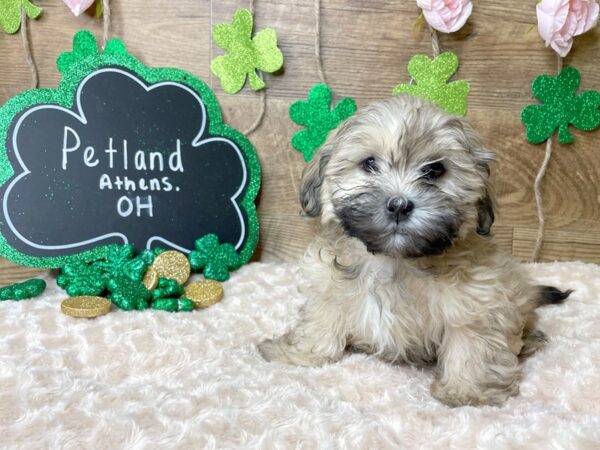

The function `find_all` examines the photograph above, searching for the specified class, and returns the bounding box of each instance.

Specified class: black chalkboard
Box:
[0,65,260,268]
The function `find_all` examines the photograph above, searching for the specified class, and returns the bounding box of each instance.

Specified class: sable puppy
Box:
[259,94,570,407]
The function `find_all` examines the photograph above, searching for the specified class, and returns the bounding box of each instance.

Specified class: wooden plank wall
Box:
[0,0,599,284]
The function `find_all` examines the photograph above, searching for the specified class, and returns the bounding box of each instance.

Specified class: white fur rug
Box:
[1,261,600,449]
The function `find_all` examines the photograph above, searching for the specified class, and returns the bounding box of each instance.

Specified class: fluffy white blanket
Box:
[1,261,599,449]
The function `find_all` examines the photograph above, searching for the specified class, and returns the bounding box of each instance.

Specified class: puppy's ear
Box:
[299,144,332,217]
[449,117,496,236]
[476,192,495,236]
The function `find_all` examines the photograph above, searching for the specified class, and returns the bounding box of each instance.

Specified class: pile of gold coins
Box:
[61,250,224,318]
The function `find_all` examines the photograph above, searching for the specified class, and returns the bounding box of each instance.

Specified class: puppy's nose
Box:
[386,197,414,220]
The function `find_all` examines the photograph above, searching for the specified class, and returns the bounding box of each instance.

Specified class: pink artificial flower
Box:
[537,0,599,57]
[63,0,96,17]
[416,0,473,33]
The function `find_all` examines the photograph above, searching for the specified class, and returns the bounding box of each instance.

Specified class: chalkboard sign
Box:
[0,31,260,268]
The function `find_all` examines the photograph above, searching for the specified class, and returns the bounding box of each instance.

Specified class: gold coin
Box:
[142,267,159,290]
[184,280,224,309]
[151,251,191,285]
[61,296,112,318]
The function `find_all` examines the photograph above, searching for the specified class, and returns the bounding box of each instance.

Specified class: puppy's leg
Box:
[431,326,520,407]
[258,296,346,367]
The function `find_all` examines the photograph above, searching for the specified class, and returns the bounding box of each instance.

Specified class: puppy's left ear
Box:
[450,118,496,236]
[298,144,332,217]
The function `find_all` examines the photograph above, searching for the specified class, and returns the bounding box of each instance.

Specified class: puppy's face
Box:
[300,95,494,258]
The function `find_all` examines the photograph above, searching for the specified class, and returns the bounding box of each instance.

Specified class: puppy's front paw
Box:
[257,334,337,367]
[431,379,518,407]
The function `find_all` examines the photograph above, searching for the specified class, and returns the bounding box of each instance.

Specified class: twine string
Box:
[531,54,563,261]
[102,0,111,48]
[315,0,327,85]
[428,24,441,57]
[243,0,266,136]
[20,7,38,89]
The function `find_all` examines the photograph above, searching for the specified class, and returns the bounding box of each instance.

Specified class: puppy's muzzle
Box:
[386,196,414,223]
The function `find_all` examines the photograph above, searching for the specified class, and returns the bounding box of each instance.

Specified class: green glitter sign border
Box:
[0,30,261,269]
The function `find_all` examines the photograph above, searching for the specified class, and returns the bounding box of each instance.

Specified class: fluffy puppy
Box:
[259,94,569,407]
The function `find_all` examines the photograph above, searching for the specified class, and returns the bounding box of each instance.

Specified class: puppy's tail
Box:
[537,285,573,307]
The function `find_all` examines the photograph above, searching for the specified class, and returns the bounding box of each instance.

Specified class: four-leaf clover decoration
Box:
[189,234,242,282]
[289,84,357,162]
[521,66,600,144]
[0,0,42,34]
[211,8,284,94]
[392,52,470,116]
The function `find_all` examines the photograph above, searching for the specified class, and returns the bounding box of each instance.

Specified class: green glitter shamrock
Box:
[521,66,600,145]
[107,276,151,311]
[152,278,185,301]
[152,298,195,312]
[210,8,283,94]
[57,262,107,296]
[57,29,127,74]
[189,234,242,282]
[93,244,136,278]
[0,0,42,34]
[0,278,46,300]
[392,52,470,116]
[289,84,357,162]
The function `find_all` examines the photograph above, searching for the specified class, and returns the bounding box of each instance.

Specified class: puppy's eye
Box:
[421,162,446,180]
[361,157,378,173]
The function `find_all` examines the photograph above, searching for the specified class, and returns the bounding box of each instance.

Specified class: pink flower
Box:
[537,0,599,57]
[63,0,96,17]
[417,0,473,33]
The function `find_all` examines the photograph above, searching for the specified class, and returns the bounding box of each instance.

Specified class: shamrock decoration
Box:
[0,278,46,300]
[189,234,242,282]
[289,84,357,162]
[521,66,600,144]
[57,262,107,296]
[152,278,185,301]
[93,244,136,277]
[211,8,283,94]
[57,30,126,74]
[392,52,470,116]
[107,276,152,311]
[152,298,195,312]
[0,0,42,34]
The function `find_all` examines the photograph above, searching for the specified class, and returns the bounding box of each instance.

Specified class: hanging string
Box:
[314,0,327,85]
[20,7,38,89]
[428,24,441,57]
[531,54,563,261]
[102,0,111,48]
[243,0,266,136]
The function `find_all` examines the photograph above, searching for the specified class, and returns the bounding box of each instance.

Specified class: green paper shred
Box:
[392,52,470,116]
[0,278,46,300]
[521,66,600,145]
[0,0,42,34]
[210,8,283,94]
[289,84,357,162]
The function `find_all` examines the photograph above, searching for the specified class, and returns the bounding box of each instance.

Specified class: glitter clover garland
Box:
[288,0,357,162]
[521,66,600,145]
[392,52,470,116]
[0,0,42,34]
[210,8,283,94]
[289,84,356,162]
[522,0,600,262]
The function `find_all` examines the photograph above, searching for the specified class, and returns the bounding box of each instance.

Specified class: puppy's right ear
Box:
[299,144,332,217]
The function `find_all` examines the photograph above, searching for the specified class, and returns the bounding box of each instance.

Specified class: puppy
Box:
[259,94,570,407]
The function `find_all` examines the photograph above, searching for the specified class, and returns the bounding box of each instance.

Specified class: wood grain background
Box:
[0,0,599,285]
